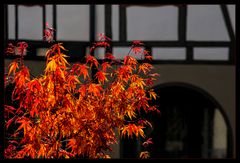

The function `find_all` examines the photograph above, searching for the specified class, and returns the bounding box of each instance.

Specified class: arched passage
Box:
[120,82,233,158]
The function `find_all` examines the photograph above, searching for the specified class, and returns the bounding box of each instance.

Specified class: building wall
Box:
[152,64,235,158]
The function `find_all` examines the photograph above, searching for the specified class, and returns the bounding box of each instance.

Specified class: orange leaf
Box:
[138,63,153,74]
[8,61,19,76]
[95,71,108,84]
[28,79,41,92]
[45,59,57,72]
[121,124,145,138]
[72,64,89,79]
[123,56,138,67]
[88,84,103,96]
[37,144,46,158]
[16,118,31,135]
[139,151,150,159]
[78,84,88,97]
[66,139,77,152]
[148,89,157,100]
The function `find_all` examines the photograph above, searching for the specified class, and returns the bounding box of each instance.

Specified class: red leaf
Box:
[6,117,16,129]
[72,64,89,79]
[105,53,115,60]
[16,42,28,56]
[142,138,153,147]
[132,40,144,46]
[86,54,99,68]
[44,22,55,43]
[123,56,138,67]
[145,55,153,61]
[5,43,15,55]
[95,71,108,84]
[98,33,112,41]
[4,105,16,115]
[132,47,143,55]
[94,41,110,48]
[101,62,111,72]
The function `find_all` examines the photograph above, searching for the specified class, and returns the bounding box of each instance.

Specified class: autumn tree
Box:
[4,26,159,159]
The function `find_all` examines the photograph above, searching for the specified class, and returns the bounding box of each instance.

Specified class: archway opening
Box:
[120,83,233,158]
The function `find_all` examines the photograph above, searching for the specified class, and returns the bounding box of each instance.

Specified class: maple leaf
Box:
[78,84,88,97]
[139,151,150,159]
[121,124,145,138]
[145,78,154,86]
[22,144,36,158]
[126,108,137,120]
[44,22,55,43]
[28,79,42,92]
[138,119,153,130]
[6,117,16,129]
[88,84,103,96]
[79,66,90,80]
[93,41,110,48]
[142,138,154,147]
[138,63,153,74]
[147,105,161,114]
[29,106,39,118]
[51,43,67,55]
[66,139,78,152]
[118,65,133,75]
[16,42,28,56]
[143,50,149,55]
[132,40,144,46]
[8,61,19,76]
[98,33,111,41]
[105,53,115,60]
[97,153,111,159]
[110,82,125,96]
[148,89,157,100]
[5,43,15,55]
[16,118,32,136]
[123,56,138,67]
[101,62,111,72]
[149,73,160,77]
[145,55,153,61]
[132,47,143,55]
[45,59,57,72]
[58,53,69,67]
[95,71,108,84]
[56,66,66,81]
[21,66,30,79]
[131,77,146,89]
[4,105,16,116]
[37,144,46,158]
[68,75,81,86]
[86,54,99,68]
[72,64,89,80]
[13,66,30,89]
